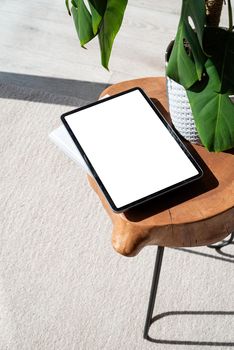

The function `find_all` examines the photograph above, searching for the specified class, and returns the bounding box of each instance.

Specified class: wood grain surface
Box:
[89,77,234,256]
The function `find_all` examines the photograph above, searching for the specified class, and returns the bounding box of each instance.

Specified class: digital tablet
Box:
[61,88,203,212]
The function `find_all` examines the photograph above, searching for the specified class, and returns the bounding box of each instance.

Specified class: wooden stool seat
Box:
[88,77,234,257]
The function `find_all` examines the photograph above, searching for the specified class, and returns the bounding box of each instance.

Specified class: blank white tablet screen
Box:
[65,89,199,209]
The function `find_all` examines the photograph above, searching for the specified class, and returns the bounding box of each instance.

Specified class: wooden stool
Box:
[88,77,234,340]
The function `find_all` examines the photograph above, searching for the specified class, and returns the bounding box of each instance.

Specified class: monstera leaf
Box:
[187,28,234,152]
[71,0,95,46]
[166,0,207,89]
[98,0,128,69]
[203,27,234,94]
[67,0,127,68]
[87,1,104,35]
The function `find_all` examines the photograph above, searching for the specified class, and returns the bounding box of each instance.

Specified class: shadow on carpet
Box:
[0,71,109,106]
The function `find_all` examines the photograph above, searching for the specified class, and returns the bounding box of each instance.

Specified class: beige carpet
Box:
[0,82,233,350]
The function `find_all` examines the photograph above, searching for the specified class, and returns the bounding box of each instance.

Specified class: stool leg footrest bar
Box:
[207,232,234,249]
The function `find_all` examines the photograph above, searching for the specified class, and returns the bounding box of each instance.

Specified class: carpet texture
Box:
[0,82,233,350]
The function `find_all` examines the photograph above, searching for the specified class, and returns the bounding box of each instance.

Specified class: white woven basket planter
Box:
[166,76,202,144]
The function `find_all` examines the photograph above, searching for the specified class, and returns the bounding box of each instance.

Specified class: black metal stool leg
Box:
[207,232,234,249]
[143,246,164,339]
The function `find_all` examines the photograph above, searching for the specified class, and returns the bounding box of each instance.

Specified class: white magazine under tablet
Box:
[49,94,110,176]
[49,125,91,175]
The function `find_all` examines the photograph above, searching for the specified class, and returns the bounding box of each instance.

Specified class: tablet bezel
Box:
[61,87,203,212]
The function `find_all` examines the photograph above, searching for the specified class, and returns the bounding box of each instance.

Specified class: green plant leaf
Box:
[71,0,95,46]
[69,0,127,68]
[166,0,207,89]
[187,59,234,152]
[88,0,107,17]
[87,1,104,35]
[203,27,234,94]
[98,0,128,69]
